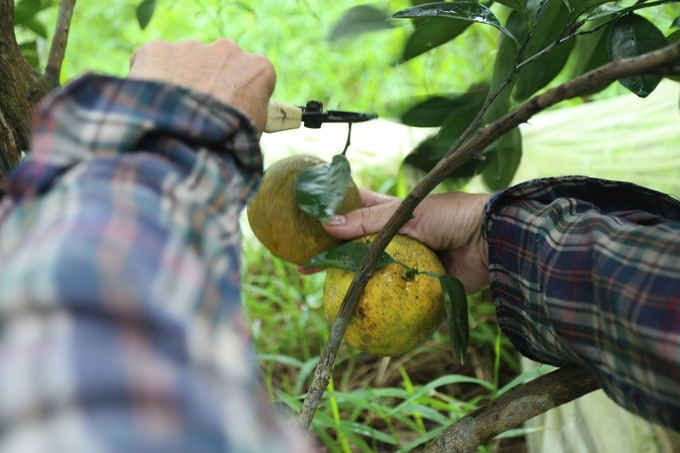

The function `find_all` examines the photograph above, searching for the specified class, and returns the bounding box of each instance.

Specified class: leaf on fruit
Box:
[440,274,469,365]
[302,241,398,272]
[136,0,156,30]
[329,5,396,41]
[608,14,668,98]
[389,2,518,44]
[295,154,352,223]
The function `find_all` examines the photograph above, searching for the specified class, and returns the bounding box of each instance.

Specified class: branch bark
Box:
[0,0,57,191]
[422,366,600,452]
[45,0,76,85]
[294,41,680,429]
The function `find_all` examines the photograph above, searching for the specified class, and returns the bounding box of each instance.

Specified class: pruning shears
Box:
[264,99,378,133]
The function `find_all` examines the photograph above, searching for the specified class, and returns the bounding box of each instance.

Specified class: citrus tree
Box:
[1,0,680,451]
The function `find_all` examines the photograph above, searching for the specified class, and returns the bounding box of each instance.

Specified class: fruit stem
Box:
[401,264,418,282]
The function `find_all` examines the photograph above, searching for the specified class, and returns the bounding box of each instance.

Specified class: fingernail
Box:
[329,215,346,226]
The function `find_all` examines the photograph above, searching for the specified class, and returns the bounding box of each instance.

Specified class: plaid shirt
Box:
[0,75,312,452]
[484,176,680,432]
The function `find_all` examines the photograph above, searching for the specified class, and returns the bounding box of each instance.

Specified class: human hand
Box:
[304,189,491,295]
[128,39,276,133]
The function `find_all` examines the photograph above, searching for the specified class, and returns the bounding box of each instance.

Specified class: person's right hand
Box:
[128,39,276,134]
[317,189,491,295]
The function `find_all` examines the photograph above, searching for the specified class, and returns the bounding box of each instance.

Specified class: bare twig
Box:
[422,366,600,452]
[45,0,77,85]
[294,41,680,430]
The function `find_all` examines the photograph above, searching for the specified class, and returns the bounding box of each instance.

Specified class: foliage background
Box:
[14,0,680,451]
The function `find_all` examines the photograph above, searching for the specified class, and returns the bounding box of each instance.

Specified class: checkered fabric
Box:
[484,176,680,432]
[0,75,311,452]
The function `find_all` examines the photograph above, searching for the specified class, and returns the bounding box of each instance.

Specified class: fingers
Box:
[128,39,276,132]
[324,190,403,240]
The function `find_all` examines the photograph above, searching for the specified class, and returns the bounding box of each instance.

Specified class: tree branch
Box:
[294,41,680,430]
[45,0,76,85]
[422,366,600,452]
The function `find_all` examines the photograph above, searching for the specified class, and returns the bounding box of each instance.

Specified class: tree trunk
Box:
[0,0,56,192]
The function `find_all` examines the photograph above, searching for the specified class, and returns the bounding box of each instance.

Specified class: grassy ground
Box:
[239,161,543,452]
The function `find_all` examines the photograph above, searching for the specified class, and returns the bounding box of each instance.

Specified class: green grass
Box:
[239,160,529,451]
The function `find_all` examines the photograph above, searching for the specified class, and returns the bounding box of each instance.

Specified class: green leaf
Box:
[495,0,529,12]
[481,127,522,191]
[136,0,156,30]
[400,83,488,129]
[400,17,472,63]
[608,14,668,98]
[671,15,680,29]
[586,4,624,20]
[482,9,528,126]
[389,2,518,43]
[301,241,399,272]
[665,30,680,82]
[571,22,613,80]
[440,275,468,365]
[329,5,395,41]
[18,16,47,38]
[13,0,49,24]
[294,154,352,223]
[433,84,488,159]
[513,0,584,102]
[19,40,39,69]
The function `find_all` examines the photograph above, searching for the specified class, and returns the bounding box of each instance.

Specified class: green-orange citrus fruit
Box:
[247,155,362,266]
[323,234,446,357]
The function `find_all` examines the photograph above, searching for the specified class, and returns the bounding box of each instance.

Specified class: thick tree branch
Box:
[294,41,680,430]
[0,0,55,191]
[422,366,600,452]
[45,0,76,85]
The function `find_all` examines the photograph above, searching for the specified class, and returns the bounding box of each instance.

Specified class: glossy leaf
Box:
[329,5,395,41]
[481,127,522,191]
[302,241,398,272]
[571,22,613,82]
[389,2,518,43]
[400,18,472,63]
[294,154,352,224]
[440,275,468,365]
[401,84,488,129]
[19,41,39,69]
[608,14,668,98]
[513,0,584,102]
[136,0,156,30]
[432,85,488,159]
[671,15,680,29]
[586,1,668,22]
[402,135,480,190]
[482,9,528,126]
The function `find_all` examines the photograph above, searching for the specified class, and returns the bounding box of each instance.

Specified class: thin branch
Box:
[294,41,680,430]
[422,366,600,453]
[45,0,76,85]
[443,0,550,160]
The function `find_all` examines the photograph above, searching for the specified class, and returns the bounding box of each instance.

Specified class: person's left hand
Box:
[128,39,276,133]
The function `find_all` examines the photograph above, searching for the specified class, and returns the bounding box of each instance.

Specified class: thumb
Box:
[323,190,402,240]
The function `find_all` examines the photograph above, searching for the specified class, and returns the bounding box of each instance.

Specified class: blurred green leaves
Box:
[136,0,156,30]
[329,5,395,41]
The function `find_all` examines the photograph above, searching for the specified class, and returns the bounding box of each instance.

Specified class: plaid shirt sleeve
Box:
[483,175,680,432]
[0,75,313,452]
